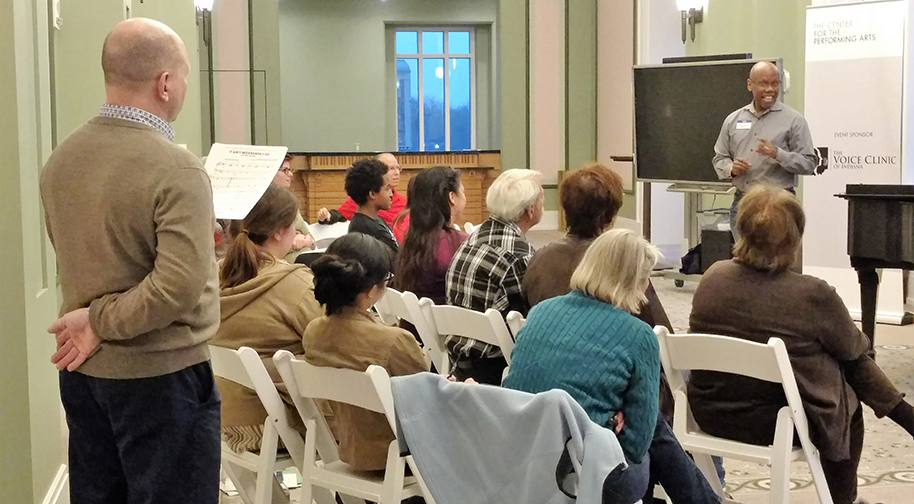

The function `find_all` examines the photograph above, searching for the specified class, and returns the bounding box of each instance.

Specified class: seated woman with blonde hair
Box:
[213,182,323,452]
[304,233,429,471]
[504,229,718,504]
[689,184,914,504]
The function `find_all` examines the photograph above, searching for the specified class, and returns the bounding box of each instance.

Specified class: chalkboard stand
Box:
[661,182,734,287]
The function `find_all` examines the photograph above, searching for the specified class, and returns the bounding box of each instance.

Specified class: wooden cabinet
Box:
[287,151,501,224]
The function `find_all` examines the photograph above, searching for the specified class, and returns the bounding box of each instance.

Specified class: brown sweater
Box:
[688,260,869,461]
[213,260,322,428]
[303,307,428,471]
[40,116,219,379]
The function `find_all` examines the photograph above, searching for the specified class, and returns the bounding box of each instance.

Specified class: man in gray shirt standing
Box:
[713,60,816,236]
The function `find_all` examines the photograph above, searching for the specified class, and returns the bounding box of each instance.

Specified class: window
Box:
[396,28,474,152]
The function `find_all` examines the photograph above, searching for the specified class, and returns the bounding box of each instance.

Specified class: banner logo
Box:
[814,147,829,175]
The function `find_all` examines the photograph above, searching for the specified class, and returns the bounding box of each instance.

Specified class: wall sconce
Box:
[677,0,704,44]
[195,0,215,12]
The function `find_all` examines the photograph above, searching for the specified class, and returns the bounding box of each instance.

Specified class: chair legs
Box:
[769,408,795,504]
[381,441,406,504]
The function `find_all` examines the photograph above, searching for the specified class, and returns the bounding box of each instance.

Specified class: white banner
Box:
[804,0,907,323]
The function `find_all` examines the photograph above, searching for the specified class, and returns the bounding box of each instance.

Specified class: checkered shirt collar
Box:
[99,104,175,142]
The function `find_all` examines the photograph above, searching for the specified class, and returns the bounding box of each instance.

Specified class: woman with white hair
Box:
[445,168,543,384]
[504,229,718,504]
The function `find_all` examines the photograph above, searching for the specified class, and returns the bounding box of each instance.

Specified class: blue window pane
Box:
[422,31,444,54]
[449,31,470,54]
[396,31,417,54]
[423,58,445,151]
[449,58,471,150]
[396,59,419,151]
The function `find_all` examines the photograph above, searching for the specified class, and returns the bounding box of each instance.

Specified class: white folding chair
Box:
[308,221,350,249]
[463,221,480,234]
[273,351,437,504]
[420,303,515,364]
[210,345,297,504]
[654,326,834,504]
[209,346,361,504]
[505,310,526,339]
[374,288,450,375]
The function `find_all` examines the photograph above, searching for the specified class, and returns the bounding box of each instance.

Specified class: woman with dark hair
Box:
[689,185,914,504]
[393,166,468,304]
[522,162,672,330]
[213,182,323,452]
[304,233,428,471]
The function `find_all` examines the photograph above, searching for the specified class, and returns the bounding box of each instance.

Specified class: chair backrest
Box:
[464,221,479,234]
[375,289,449,374]
[505,310,526,339]
[210,344,257,390]
[273,350,398,433]
[654,326,812,443]
[308,221,350,249]
[421,303,515,363]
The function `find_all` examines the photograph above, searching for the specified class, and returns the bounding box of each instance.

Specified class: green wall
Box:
[277,0,498,152]
[52,0,205,155]
[689,0,810,112]
[1,5,38,502]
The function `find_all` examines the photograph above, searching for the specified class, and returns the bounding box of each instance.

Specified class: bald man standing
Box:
[40,18,221,504]
[713,61,816,237]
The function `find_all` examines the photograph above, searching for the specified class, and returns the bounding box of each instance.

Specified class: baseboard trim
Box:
[42,464,68,504]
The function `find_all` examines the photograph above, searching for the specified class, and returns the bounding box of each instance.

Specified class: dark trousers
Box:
[451,352,508,385]
[644,416,720,504]
[60,361,222,504]
[603,416,719,504]
[821,406,864,504]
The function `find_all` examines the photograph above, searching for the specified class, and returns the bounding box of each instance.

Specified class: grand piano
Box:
[837,184,914,351]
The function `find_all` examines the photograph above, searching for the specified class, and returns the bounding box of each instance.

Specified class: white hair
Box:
[485,169,543,222]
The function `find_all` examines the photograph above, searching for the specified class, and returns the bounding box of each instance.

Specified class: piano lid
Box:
[837,184,914,201]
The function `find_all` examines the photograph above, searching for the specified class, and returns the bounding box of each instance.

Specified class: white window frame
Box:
[395,27,476,151]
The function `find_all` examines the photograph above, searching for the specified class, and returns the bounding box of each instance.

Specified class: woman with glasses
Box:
[273,154,315,261]
[303,232,429,471]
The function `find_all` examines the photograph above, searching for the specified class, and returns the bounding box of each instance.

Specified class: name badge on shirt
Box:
[735,120,752,130]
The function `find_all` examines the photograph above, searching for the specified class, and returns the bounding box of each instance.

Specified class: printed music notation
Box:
[204,143,289,219]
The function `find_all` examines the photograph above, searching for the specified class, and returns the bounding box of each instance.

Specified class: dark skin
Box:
[731,61,781,177]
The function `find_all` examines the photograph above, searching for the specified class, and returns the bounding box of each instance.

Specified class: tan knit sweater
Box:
[40,116,219,379]
[213,260,322,428]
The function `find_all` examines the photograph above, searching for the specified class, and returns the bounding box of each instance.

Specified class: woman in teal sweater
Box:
[504,229,718,504]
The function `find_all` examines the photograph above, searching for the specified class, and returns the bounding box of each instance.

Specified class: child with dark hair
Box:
[345,158,399,253]
[303,233,427,471]
[213,182,322,452]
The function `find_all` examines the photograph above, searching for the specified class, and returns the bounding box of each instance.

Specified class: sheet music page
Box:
[204,143,288,219]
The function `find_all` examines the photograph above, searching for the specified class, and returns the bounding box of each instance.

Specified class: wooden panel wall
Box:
[288,152,501,224]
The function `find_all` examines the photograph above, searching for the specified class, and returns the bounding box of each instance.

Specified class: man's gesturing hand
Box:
[731,157,751,177]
